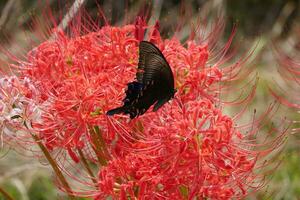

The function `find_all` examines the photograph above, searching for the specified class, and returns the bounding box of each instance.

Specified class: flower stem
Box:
[93,126,111,159]
[31,134,75,199]
[77,148,97,186]
[0,187,14,200]
[89,126,109,166]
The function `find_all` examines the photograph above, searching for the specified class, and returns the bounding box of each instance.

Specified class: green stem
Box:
[89,126,108,166]
[31,134,75,200]
[77,149,97,186]
[93,126,111,160]
[0,187,14,200]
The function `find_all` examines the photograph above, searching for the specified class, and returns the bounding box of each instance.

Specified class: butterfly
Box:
[106,41,176,119]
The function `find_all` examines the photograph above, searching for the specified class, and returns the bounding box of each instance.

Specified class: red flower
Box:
[93,18,284,199]
[21,26,140,151]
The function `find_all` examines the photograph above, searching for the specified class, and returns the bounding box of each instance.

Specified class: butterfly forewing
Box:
[137,41,165,83]
[139,42,174,85]
[143,53,173,89]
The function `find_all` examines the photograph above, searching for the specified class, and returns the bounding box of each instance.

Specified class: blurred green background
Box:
[0,0,300,199]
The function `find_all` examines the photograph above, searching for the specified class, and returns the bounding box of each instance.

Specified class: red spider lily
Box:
[25,26,139,151]
[0,3,287,200]
[92,22,285,198]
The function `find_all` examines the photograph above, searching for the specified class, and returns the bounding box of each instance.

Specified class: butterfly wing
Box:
[139,41,174,88]
[107,41,175,118]
[131,41,175,114]
[106,81,143,116]
[137,41,160,83]
[142,52,175,111]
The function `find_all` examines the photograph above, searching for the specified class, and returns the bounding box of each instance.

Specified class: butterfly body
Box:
[107,41,176,119]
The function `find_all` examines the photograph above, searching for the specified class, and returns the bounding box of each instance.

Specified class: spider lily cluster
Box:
[0,8,286,200]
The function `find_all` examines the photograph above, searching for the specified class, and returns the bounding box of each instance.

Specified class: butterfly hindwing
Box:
[123,82,143,105]
[106,81,142,117]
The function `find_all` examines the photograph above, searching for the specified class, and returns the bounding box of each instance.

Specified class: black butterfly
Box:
[106,41,176,119]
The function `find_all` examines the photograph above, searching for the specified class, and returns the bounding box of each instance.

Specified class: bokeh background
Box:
[0,0,300,199]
